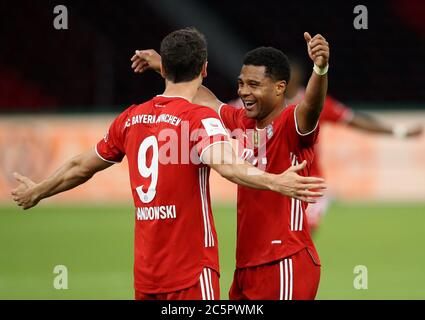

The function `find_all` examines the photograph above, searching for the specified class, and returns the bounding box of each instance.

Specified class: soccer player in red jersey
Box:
[11,28,326,300]
[132,32,330,300]
[284,61,423,232]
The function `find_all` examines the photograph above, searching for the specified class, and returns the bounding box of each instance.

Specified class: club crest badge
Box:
[266,124,274,139]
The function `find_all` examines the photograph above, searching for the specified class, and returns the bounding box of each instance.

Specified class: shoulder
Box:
[219,103,246,122]
[280,104,297,121]
[219,103,243,114]
[184,103,221,119]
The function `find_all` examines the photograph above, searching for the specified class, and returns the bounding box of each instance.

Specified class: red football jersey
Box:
[219,103,320,269]
[320,95,353,124]
[96,95,230,293]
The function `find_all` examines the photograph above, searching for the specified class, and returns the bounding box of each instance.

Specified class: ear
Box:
[201,61,208,78]
[160,62,166,79]
[276,80,287,96]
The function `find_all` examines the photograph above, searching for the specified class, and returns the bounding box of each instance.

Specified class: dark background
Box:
[0,0,424,113]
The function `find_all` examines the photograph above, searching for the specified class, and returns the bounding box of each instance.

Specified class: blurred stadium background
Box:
[1,0,424,299]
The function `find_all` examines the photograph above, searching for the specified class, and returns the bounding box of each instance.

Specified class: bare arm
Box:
[202,142,326,203]
[348,112,423,138]
[131,50,222,112]
[296,32,330,133]
[11,149,113,210]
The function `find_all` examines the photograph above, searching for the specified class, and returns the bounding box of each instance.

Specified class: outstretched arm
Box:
[348,112,423,138]
[296,32,330,133]
[202,142,326,203]
[131,49,222,112]
[11,149,113,210]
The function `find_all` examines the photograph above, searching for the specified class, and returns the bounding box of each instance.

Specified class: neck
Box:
[256,101,286,129]
[162,78,201,102]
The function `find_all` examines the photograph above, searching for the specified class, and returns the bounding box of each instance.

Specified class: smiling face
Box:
[238,65,286,120]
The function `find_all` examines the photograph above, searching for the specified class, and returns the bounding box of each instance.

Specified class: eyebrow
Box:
[238,77,261,85]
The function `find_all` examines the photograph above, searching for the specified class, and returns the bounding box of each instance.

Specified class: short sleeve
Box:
[320,96,354,123]
[284,104,320,150]
[218,104,245,131]
[190,108,231,162]
[96,108,132,164]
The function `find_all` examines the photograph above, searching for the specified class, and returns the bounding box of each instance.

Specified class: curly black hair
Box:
[243,47,291,83]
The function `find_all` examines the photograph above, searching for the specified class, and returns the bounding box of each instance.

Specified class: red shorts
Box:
[229,248,321,300]
[135,268,219,301]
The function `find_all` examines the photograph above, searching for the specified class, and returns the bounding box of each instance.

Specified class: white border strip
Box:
[208,269,215,300]
[202,168,214,247]
[218,103,226,122]
[199,272,206,300]
[294,104,319,136]
[203,268,211,300]
[288,259,293,300]
[284,259,289,300]
[280,261,284,300]
[199,168,209,247]
[199,141,232,164]
[156,94,189,101]
[94,145,120,164]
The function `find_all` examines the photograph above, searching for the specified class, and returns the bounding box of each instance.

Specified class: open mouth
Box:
[243,100,257,111]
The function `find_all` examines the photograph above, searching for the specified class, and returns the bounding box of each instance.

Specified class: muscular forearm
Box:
[34,156,96,202]
[303,72,328,121]
[218,162,274,191]
[348,113,393,134]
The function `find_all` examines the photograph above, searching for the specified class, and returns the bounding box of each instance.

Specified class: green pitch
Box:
[0,202,424,300]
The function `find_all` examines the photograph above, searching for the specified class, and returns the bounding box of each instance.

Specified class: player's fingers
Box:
[290,160,307,172]
[311,43,329,51]
[15,174,35,189]
[312,34,325,41]
[310,38,328,46]
[138,50,153,57]
[313,51,329,59]
[311,45,329,55]
[299,183,327,190]
[132,59,146,70]
[135,63,149,73]
[296,196,317,204]
[296,190,324,198]
[13,172,30,185]
[131,58,141,68]
[312,52,330,61]
[304,32,312,43]
[298,176,325,184]
[134,61,148,71]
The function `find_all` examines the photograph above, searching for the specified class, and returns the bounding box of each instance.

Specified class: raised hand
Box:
[304,32,330,68]
[130,49,162,74]
[11,173,40,210]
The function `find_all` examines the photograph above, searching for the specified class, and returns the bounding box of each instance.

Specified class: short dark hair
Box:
[243,47,291,83]
[160,27,208,83]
